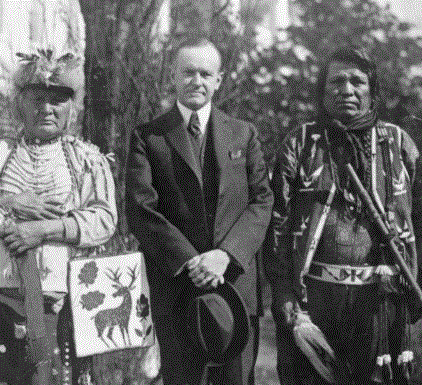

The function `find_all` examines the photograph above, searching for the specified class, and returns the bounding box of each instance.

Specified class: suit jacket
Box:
[125,104,273,317]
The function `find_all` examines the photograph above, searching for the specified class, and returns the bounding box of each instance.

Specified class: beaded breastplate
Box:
[0,138,74,213]
[0,137,79,291]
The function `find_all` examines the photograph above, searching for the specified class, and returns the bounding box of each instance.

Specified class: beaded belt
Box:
[306,261,398,285]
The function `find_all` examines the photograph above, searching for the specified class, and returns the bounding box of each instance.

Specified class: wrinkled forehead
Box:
[174,44,222,72]
[326,61,369,81]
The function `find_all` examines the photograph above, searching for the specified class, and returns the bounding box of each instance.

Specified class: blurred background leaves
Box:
[79,0,422,200]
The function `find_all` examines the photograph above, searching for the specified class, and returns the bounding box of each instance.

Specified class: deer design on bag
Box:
[92,265,138,348]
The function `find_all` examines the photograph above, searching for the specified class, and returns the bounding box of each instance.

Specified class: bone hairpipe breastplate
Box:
[0,138,74,211]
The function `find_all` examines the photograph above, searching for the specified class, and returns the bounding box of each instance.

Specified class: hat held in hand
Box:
[174,282,251,365]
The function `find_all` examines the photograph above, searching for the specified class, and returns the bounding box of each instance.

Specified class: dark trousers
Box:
[156,314,259,385]
[272,280,410,385]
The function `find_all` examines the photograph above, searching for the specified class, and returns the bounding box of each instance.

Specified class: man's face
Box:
[20,86,73,142]
[172,44,222,111]
[323,61,372,122]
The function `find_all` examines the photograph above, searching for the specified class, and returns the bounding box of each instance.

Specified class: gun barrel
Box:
[346,163,422,306]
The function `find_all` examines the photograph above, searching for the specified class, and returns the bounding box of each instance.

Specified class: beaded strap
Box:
[61,139,79,194]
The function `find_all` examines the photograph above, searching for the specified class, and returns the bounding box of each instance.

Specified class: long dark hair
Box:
[315,46,379,115]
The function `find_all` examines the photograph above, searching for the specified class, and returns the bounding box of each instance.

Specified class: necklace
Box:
[24,135,61,147]
[0,137,74,207]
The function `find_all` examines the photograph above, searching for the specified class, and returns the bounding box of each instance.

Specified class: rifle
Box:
[345,162,422,306]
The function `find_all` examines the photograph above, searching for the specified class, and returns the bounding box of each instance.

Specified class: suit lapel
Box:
[164,105,233,193]
[164,105,203,187]
[211,106,231,189]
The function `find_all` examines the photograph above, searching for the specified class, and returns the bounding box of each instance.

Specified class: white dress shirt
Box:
[177,100,212,137]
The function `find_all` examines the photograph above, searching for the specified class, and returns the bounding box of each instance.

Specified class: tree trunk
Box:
[78,1,166,383]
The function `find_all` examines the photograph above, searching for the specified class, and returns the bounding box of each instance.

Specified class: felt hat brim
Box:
[13,50,85,110]
[173,281,251,365]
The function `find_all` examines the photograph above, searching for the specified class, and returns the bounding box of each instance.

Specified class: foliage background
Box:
[0,0,420,384]
[76,3,422,383]
[79,0,422,234]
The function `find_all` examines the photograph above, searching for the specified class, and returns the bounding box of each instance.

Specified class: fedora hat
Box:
[173,281,251,365]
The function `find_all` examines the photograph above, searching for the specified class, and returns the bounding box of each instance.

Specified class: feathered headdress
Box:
[13,48,84,110]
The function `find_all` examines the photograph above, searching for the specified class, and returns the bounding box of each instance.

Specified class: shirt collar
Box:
[177,100,211,135]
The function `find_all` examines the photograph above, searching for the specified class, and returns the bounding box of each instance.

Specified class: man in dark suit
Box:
[125,36,273,385]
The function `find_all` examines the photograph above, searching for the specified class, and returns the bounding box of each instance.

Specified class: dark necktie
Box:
[188,111,201,138]
[188,111,202,163]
